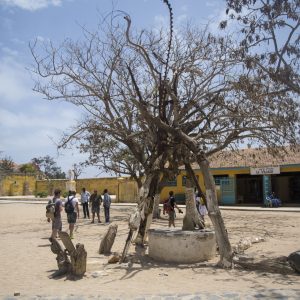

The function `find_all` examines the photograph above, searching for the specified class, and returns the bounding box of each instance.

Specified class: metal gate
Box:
[220,178,236,205]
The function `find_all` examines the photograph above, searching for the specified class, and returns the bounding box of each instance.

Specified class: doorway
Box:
[236,174,263,204]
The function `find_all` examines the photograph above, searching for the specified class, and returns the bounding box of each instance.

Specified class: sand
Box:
[0,201,299,299]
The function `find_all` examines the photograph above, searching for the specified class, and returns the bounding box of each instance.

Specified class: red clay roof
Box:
[190,146,300,169]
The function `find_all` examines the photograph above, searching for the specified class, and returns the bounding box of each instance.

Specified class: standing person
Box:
[50,189,63,241]
[65,190,80,239]
[199,197,208,223]
[195,189,200,214]
[165,191,183,228]
[90,190,102,223]
[81,187,90,219]
[103,189,111,224]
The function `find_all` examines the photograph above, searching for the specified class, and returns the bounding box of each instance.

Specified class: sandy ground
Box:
[0,201,299,299]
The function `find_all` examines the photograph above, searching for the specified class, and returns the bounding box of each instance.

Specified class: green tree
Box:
[31,156,66,179]
[19,163,38,174]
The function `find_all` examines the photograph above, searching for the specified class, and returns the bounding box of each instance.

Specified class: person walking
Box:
[103,189,111,224]
[81,187,90,219]
[65,190,80,239]
[50,189,63,241]
[90,190,102,223]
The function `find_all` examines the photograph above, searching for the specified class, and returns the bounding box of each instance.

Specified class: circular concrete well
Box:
[148,228,216,263]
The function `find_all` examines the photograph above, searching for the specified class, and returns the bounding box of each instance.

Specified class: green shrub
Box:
[35,191,48,198]
[62,191,68,198]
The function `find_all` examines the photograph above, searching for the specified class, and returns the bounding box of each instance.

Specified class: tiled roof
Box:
[190,146,300,169]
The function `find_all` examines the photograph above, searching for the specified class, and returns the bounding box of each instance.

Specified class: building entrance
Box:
[236,174,263,204]
[271,172,300,204]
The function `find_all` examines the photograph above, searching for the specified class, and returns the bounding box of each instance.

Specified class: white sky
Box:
[0,0,225,177]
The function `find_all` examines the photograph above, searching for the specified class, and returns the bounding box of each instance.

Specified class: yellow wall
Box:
[36,179,66,196]
[34,177,138,203]
[0,174,36,196]
[2,165,300,203]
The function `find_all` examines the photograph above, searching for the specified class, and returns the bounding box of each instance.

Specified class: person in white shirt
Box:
[81,187,91,219]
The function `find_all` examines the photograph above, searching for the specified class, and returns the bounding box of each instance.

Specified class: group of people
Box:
[48,186,208,239]
[47,187,112,241]
[163,189,208,228]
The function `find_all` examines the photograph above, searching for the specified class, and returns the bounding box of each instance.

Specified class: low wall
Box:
[0,174,36,196]
[148,228,216,263]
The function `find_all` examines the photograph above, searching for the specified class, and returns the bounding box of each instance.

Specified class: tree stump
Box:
[70,243,87,277]
[49,238,72,278]
[49,232,88,278]
[99,224,118,254]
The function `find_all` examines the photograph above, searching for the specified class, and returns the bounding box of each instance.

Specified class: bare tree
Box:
[223,0,300,94]
[121,5,299,266]
[72,163,83,180]
[75,128,145,187]
[30,1,300,267]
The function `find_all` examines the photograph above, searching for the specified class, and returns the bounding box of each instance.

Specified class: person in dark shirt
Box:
[51,189,63,241]
[167,191,183,227]
[90,190,102,223]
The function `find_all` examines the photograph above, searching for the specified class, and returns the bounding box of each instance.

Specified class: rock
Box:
[251,237,265,243]
[233,236,265,254]
[14,292,20,296]
[91,271,109,277]
[288,251,300,273]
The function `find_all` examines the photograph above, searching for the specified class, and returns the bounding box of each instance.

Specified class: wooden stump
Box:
[71,243,87,277]
[49,232,87,278]
[49,238,72,278]
[99,224,118,255]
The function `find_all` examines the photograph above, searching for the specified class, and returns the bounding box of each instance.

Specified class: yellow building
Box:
[1,147,300,206]
[160,147,300,206]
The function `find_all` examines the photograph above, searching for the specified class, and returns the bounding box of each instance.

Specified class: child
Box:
[199,197,208,222]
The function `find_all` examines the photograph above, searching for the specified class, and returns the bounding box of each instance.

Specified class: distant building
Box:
[160,146,300,206]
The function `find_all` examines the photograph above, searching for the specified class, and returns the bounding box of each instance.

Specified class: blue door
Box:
[263,175,272,205]
[220,178,236,205]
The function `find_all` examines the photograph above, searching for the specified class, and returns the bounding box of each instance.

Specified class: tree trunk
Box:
[99,224,118,254]
[152,193,161,219]
[135,172,159,245]
[198,156,233,268]
[135,195,154,245]
[182,169,205,230]
[183,184,204,230]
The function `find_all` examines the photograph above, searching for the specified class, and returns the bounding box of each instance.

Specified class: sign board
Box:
[250,166,280,175]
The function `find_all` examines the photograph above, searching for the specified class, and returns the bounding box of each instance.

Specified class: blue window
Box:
[213,175,229,185]
[160,176,177,186]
